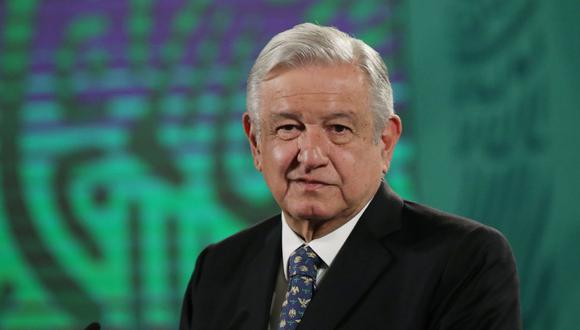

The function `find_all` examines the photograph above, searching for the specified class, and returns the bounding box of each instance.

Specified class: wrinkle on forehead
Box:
[258,64,371,123]
[275,91,343,98]
[263,64,367,93]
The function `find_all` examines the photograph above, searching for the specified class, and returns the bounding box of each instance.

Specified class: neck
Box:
[284,200,370,242]
[284,215,350,242]
[283,184,381,242]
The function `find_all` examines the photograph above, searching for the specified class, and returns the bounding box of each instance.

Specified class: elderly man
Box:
[180,23,521,330]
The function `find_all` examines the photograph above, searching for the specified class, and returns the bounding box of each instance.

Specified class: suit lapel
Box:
[299,184,403,329]
[236,218,282,330]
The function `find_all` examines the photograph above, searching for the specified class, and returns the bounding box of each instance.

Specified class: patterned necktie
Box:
[279,244,323,329]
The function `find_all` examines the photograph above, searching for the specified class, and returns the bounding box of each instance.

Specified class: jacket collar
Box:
[298,183,403,328]
[236,183,403,329]
[236,217,282,330]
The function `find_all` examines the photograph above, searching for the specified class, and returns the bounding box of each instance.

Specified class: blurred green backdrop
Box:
[0,0,578,329]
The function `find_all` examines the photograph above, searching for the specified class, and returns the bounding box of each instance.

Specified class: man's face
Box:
[244,64,401,225]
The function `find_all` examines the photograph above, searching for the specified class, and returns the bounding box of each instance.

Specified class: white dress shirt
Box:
[269,202,372,329]
[281,200,372,284]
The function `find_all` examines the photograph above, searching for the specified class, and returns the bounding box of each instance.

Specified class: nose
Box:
[297,128,329,172]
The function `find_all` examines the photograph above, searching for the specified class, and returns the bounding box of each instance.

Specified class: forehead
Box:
[258,64,372,120]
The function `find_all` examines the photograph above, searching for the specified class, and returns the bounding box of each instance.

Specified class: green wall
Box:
[407,1,580,329]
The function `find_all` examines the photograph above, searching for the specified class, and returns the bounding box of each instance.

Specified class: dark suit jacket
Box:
[180,185,521,329]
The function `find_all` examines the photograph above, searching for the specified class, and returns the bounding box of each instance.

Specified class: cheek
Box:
[333,147,383,182]
[264,141,297,174]
[331,145,360,167]
[271,145,290,164]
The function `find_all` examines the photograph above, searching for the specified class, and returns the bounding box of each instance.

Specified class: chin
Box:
[287,203,335,221]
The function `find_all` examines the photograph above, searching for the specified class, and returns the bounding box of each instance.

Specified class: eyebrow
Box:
[268,111,356,122]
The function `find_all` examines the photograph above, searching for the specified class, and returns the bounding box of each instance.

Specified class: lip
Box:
[292,179,331,191]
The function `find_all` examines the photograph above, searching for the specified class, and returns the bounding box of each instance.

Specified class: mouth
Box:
[292,179,331,191]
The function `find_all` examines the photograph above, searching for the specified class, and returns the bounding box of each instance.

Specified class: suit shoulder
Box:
[400,202,522,329]
[399,200,511,251]
[403,200,481,231]
[203,214,280,258]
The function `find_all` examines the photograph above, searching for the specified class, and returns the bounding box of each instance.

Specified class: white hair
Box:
[246,22,394,140]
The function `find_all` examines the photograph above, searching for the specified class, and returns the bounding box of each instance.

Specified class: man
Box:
[180,23,521,329]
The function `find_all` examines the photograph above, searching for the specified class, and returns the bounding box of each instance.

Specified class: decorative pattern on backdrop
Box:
[0,1,410,328]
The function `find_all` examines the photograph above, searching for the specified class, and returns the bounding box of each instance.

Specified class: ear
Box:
[380,114,402,174]
[243,112,263,172]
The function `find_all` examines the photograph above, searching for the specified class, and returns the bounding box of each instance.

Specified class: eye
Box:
[278,124,298,131]
[330,124,350,134]
[327,124,354,144]
[275,124,301,140]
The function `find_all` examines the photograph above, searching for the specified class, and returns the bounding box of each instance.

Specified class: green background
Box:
[0,0,578,329]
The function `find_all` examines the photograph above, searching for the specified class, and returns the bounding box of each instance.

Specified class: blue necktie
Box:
[279,245,322,329]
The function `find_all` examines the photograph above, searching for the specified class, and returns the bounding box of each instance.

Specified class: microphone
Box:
[84,322,101,330]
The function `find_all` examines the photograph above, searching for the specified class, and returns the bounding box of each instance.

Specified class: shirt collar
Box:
[281,200,371,280]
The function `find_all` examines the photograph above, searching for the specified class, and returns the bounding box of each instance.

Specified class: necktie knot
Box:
[288,245,322,279]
